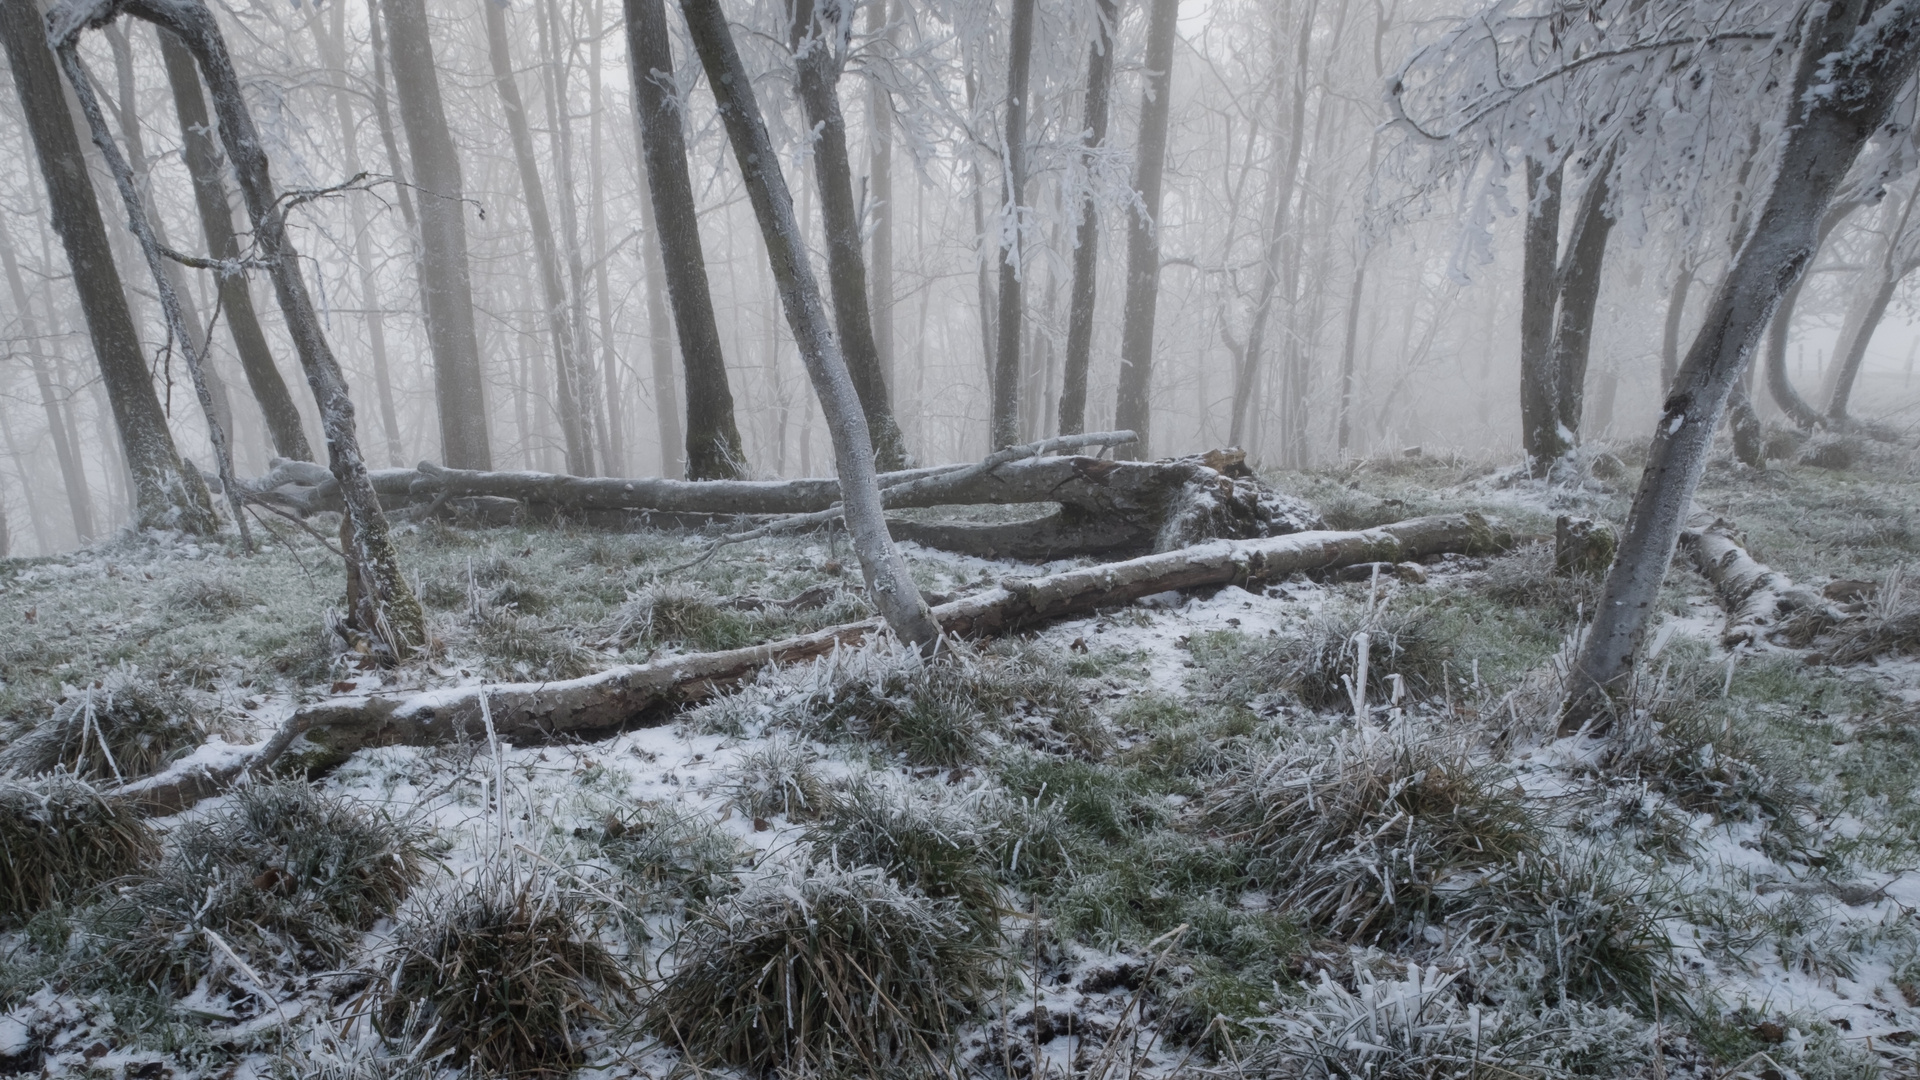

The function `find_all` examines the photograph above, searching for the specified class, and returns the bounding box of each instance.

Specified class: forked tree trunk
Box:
[988,0,1036,450]
[157,28,312,463]
[1112,0,1180,459]
[1563,0,1920,731]
[0,0,215,534]
[485,0,592,476]
[380,0,491,470]
[789,0,909,469]
[624,0,746,479]
[54,0,426,656]
[1057,0,1117,437]
[675,0,938,649]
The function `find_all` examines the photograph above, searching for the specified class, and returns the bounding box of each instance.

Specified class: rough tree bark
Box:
[157,28,312,463]
[988,0,1035,450]
[789,0,909,469]
[676,0,938,648]
[624,0,746,479]
[1112,0,1180,459]
[1057,0,1117,437]
[0,0,215,534]
[379,0,491,470]
[485,0,593,476]
[53,0,427,655]
[1563,0,1920,732]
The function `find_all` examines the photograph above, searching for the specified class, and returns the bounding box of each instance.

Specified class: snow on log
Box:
[1679,520,1839,647]
[118,512,1506,813]
[240,442,1323,560]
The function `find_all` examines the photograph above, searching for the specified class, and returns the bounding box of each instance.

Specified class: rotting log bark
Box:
[120,513,1507,813]
[242,444,1322,560]
[1679,520,1838,647]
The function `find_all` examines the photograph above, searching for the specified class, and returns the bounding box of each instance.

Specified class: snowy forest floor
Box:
[5,436,1920,1079]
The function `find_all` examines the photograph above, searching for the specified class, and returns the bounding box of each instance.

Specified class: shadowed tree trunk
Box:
[0,0,215,534]
[55,0,426,655]
[1550,150,1615,445]
[0,211,94,540]
[624,0,746,479]
[156,27,312,463]
[989,0,1036,450]
[1563,0,1920,731]
[380,0,491,469]
[485,0,592,476]
[789,0,909,469]
[1112,0,1179,459]
[1518,156,1565,473]
[676,0,938,649]
[1058,0,1117,437]
[866,0,895,414]
[1659,264,1691,394]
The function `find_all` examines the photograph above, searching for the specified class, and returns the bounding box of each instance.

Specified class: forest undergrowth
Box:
[1,440,1919,1078]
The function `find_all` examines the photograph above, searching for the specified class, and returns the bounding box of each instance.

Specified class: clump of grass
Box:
[378,870,628,1078]
[1818,566,1920,664]
[0,667,203,780]
[1215,731,1535,942]
[1468,849,1679,1009]
[1202,605,1448,713]
[1601,668,1806,829]
[807,776,1002,932]
[0,774,154,922]
[164,574,252,614]
[722,738,831,821]
[85,781,428,992]
[488,577,552,615]
[649,865,995,1075]
[1478,542,1599,625]
[1314,488,1427,531]
[588,802,745,908]
[606,581,755,651]
[472,610,596,680]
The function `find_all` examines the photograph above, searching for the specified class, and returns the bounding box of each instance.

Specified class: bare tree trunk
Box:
[485,0,593,476]
[156,28,312,464]
[380,0,491,469]
[63,0,426,655]
[637,157,683,476]
[312,2,404,467]
[1658,264,1691,394]
[1763,201,1860,428]
[988,0,1036,450]
[866,0,895,411]
[0,213,94,541]
[676,0,938,649]
[1057,0,1117,437]
[1112,0,1180,459]
[624,0,746,479]
[1823,265,1903,423]
[0,0,215,534]
[588,0,624,475]
[1518,156,1564,474]
[1563,0,1920,731]
[789,0,910,469]
[1550,152,1615,447]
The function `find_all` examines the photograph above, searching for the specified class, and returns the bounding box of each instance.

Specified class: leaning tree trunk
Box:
[1057,0,1117,437]
[1550,150,1615,449]
[0,212,95,541]
[624,0,746,480]
[1518,156,1565,475]
[789,0,910,470]
[55,0,426,656]
[1563,0,1920,732]
[1764,200,1860,428]
[676,0,938,649]
[1822,261,1903,423]
[988,0,1036,450]
[379,0,491,470]
[485,0,592,476]
[157,28,312,463]
[1111,0,1181,460]
[0,0,214,534]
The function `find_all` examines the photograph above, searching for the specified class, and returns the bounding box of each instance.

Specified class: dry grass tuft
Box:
[722,738,831,821]
[0,774,154,922]
[0,667,203,780]
[377,871,628,1078]
[1215,730,1535,942]
[649,864,995,1075]
[1818,566,1920,664]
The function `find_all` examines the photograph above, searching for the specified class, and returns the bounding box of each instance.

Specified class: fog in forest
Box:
[2,0,1918,556]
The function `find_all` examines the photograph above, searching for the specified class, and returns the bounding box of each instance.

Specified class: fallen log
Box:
[1679,520,1839,647]
[123,513,1508,811]
[240,441,1322,560]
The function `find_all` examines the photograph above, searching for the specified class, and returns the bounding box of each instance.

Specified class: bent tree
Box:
[1565,0,1920,729]
[0,0,215,534]
[50,0,425,656]
[676,0,939,649]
